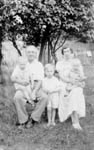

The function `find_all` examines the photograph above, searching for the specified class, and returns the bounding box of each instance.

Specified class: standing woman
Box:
[56,47,86,130]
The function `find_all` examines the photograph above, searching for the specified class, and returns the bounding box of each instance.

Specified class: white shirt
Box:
[26,59,44,81]
[42,76,60,93]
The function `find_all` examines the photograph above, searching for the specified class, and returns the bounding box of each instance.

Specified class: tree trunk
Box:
[39,26,50,63]
[48,42,51,63]
[39,42,45,62]
[12,37,22,56]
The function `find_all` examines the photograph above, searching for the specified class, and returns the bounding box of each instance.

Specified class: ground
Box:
[0,65,94,150]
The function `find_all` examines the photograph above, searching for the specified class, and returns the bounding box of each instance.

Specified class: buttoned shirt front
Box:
[26,59,44,81]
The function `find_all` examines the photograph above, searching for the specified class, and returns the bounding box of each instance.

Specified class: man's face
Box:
[63,48,72,59]
[26,46,37,62]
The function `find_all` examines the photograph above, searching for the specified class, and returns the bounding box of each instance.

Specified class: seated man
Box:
[11,45,48,128]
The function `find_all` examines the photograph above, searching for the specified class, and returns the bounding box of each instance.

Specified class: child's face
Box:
[19,60,26,70]
[45,67,54,78]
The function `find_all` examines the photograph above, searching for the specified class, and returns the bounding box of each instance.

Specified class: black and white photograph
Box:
[0,0,94,150]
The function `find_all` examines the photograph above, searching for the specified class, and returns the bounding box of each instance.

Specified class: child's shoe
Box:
[51,122,56,126]
[47,122,51,127]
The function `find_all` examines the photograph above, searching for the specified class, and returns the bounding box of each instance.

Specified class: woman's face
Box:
[63,48,72,60]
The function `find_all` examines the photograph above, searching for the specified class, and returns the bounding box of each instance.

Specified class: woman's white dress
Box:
[56,59,86,122]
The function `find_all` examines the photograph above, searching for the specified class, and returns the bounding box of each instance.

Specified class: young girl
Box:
[11,57,34,106]
[42,64,61,127]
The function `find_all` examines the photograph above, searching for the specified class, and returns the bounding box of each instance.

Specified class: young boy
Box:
[42,64,61,127]
[11,57,34,106]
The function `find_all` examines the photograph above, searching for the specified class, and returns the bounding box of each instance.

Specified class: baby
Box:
[11,57,34,105]
[65,59,86,96]
[42,64,61,127]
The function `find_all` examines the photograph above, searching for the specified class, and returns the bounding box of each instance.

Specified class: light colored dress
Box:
[56,58,86,122]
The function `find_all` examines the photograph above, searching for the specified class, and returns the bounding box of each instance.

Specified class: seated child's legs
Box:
[16,86,29,101]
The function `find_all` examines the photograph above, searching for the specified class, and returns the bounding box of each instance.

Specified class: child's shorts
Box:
[47,93,59,109]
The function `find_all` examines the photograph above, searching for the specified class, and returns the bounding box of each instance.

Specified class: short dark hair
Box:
[61,47,73,55]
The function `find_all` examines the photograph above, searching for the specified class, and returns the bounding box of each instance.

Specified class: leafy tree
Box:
[0,0,4,66]
[1,0,94,63]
